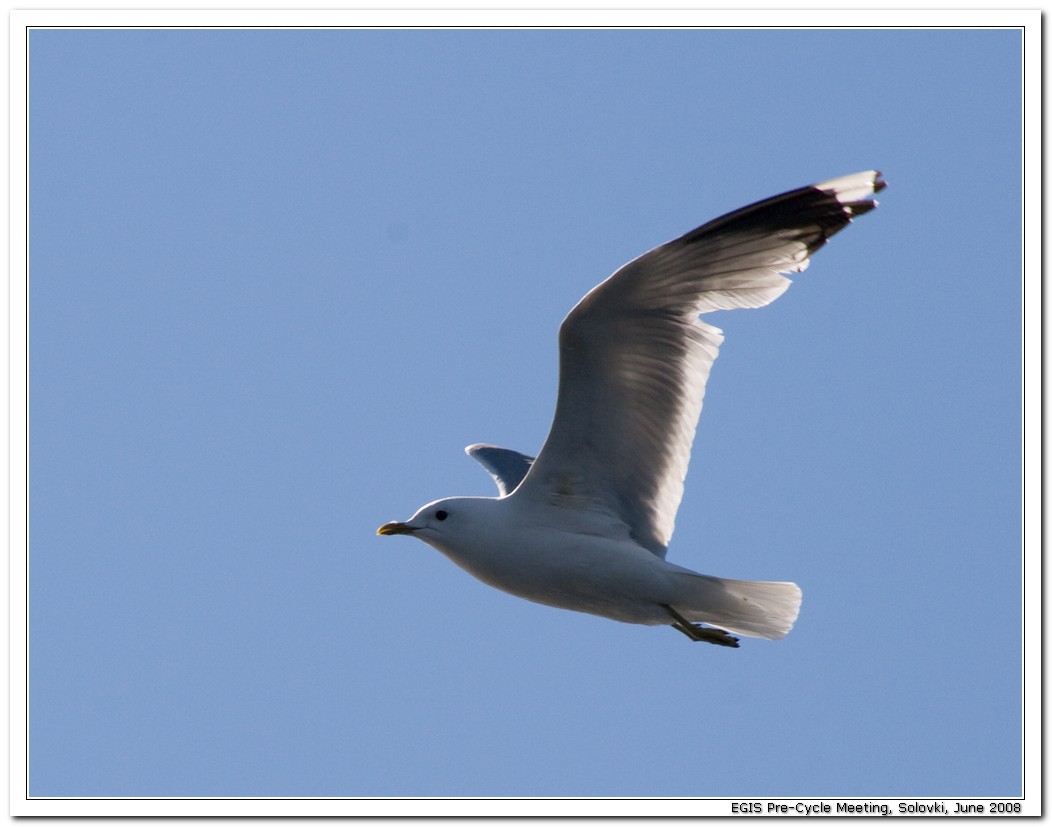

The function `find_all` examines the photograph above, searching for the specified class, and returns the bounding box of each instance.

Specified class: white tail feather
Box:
[674,574,802,639]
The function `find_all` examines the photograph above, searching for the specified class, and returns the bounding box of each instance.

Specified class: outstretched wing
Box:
[513,171,884,557]
[466,444,535,496]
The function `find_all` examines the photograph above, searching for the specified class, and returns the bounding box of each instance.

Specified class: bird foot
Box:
[673,623,740,647]
[664,605,740,647]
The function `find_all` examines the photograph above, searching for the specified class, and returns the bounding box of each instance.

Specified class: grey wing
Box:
[513,171,884,557]
[465,444,536,496]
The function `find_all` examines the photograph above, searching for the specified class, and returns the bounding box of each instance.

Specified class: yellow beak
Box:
[377,521,417,536]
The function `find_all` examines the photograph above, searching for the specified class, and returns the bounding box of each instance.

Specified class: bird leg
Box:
[663,605,740,648]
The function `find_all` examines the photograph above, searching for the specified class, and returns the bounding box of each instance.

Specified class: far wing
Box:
[513,171,884,557]
[465,444,535,496]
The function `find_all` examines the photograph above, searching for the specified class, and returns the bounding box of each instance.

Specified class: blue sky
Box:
[27,26,1023,799]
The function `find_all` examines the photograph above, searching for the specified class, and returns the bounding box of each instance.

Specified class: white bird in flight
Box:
[379,171,884,646]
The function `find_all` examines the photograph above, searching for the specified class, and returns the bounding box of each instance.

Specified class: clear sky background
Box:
[28,27,1022,798]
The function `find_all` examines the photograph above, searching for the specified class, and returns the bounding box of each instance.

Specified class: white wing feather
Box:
[512,171,884,557]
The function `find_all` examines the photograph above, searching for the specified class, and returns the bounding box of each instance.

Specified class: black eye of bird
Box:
[435,509,448,521]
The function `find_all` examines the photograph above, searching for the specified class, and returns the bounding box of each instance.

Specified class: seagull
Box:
[378,171,884,646]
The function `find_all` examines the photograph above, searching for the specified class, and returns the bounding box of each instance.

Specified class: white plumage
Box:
[379,171,884,646]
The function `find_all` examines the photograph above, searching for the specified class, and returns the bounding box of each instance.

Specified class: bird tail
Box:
[673,574,802,639]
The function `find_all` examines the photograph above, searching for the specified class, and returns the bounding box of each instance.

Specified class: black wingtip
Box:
[674,170,884,260]
[836,171,885,220]
[845,199,878,219]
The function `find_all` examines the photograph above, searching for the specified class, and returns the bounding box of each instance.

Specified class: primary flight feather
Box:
[378,171,884,646]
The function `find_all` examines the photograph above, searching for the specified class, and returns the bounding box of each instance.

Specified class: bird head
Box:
[377,496,502,555]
